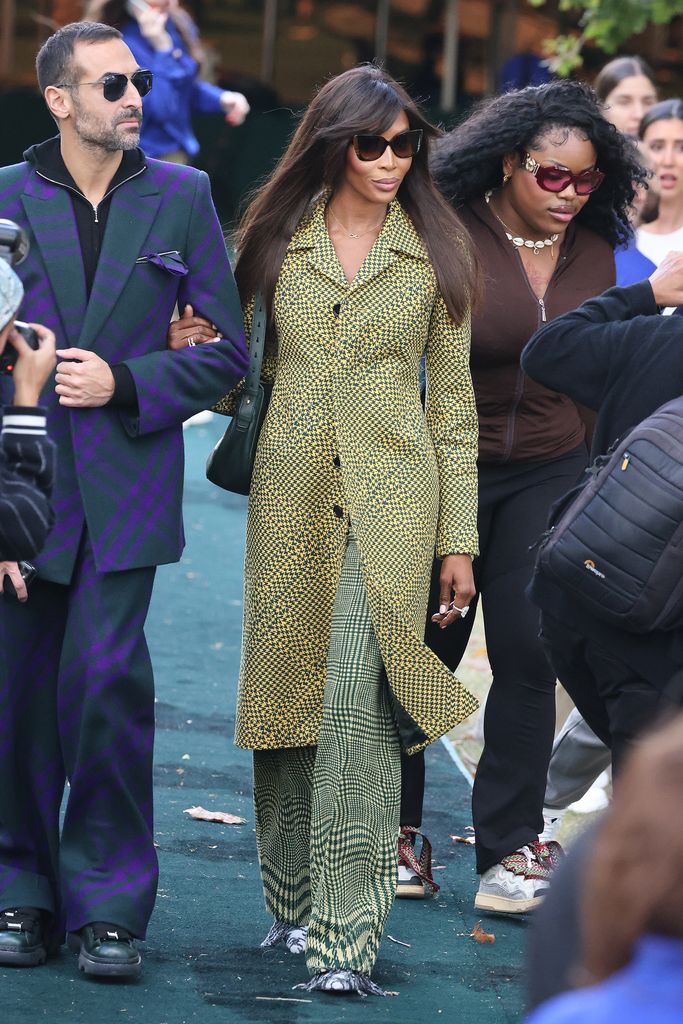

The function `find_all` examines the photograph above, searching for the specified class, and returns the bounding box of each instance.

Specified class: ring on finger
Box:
[451,604,470,619]
[187,337,196,347]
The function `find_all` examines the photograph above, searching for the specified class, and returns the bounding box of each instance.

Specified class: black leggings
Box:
[401,445,587,873]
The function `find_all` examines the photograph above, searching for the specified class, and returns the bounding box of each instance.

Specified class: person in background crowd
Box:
[0,21,247,977]
[0,260,57,570]
[594,56,658,139]
[398,79,642,913]
[593,57,659,287]
[636,99,683,311]
[525,711,683,1024]
[172,64,480,996]
[84,0,249,163]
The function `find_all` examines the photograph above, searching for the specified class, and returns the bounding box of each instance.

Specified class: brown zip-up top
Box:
[462,196,616,463]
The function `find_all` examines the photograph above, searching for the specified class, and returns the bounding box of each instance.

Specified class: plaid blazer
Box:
[0,156,247,582]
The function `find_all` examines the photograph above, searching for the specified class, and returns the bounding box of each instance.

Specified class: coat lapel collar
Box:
[351,201,428,292]
[78,170,161,350]
[288,195,347,290]
[22,175,87,348]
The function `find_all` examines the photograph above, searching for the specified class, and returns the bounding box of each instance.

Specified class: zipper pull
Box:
[539,297,547,323]
[621,452,630,471]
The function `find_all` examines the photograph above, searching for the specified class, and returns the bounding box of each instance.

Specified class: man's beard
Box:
[73,102,141,153]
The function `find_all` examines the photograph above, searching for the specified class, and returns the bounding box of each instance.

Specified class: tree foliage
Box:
[528,0,683,75]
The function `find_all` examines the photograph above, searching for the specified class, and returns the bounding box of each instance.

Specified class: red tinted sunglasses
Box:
[521,151,605,195]
[352,130,423,162]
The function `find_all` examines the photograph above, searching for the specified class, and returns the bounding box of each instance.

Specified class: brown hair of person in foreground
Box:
[581,710,683,982]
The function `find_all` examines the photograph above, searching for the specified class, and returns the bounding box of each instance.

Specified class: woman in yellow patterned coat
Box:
[177,66,479,996]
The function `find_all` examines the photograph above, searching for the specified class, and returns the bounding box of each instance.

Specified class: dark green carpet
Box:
[3,418,525,1022]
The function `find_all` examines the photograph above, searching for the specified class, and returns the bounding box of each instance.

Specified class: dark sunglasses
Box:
[521,151,605,195]
[352,130,423,162]
[65,69,153,103]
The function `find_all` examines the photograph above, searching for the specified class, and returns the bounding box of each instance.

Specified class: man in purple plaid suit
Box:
[0,22,247,977]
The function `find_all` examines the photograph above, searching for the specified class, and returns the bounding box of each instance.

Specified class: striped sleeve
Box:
[0,406,56,561]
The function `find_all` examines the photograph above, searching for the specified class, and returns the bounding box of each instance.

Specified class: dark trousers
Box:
[539,613,670,776]
[0,532,157,939]
[402,445,587,873]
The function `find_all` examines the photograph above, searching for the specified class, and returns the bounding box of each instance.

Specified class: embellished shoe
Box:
[294,969,386,997]
[474,840,563,915]
[396,827,440,899]
[260,920,308,954]
[0,907,47,967]
[68,922,142,977]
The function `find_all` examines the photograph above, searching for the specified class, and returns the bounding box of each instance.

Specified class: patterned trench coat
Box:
[218,196,479,754]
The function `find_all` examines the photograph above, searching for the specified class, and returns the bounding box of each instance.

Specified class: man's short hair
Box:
[36,22,122,94]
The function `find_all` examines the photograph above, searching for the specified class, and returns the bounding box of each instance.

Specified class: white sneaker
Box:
[539,808,564,843]
[567,772,610,814]
[474,841,562,914]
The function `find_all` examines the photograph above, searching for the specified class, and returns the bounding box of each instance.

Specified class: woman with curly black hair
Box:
[399,79,645,911]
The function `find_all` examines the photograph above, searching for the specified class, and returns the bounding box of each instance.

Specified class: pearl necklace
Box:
[327,204,385,239]
[485,192,558,256]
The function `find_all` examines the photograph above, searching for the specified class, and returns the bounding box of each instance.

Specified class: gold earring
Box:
[503,172,511,184]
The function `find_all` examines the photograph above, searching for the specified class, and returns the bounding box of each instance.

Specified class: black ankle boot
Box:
[0,907,47,967]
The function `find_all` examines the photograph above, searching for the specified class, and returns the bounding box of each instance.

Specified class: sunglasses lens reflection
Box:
[102,70,153,102]
[354,131,422,162]
[536,166,604,195]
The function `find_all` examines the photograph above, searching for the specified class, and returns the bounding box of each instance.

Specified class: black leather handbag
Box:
[206,292,270,495]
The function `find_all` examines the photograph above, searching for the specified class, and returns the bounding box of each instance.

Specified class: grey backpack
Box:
[535,395,683,633]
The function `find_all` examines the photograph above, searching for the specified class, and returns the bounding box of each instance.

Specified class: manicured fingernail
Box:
[439,604,447,614]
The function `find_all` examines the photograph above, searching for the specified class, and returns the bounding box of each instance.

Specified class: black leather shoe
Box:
[68,923,142,978]
[0,907,47,967]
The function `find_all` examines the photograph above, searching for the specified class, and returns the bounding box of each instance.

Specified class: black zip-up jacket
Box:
[521,279,683,681]
[24,137,142,406]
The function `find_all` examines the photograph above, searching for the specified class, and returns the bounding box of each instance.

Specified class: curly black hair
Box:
[432,79,646,248]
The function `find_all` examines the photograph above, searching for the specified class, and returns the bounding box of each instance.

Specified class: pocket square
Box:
[136,250,188,276]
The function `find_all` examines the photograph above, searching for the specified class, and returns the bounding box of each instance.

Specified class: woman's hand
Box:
[136,5,173,52]
[220,91,250,126]
[167,304,219,350]
[430,554,476,630]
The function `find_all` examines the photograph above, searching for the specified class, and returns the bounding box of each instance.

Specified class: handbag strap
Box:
[244,290,267,398]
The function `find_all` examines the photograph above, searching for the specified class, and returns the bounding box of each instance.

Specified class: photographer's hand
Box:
[0,562,28,602]
[11,324,57,406]
[54,348,115,407]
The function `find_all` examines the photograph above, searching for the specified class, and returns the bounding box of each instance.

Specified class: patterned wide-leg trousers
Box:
[253,532,401,976]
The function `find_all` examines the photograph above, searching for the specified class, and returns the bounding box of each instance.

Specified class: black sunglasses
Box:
[352,130,423,162]
[64,69,153,103]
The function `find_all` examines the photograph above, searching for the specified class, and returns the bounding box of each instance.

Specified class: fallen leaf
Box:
[184,806,246,824]
[450,835,475,845]
[470,921,495,944]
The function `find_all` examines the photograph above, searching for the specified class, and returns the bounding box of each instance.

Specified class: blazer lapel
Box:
[351,201,427,293]
[22,178,87,348]
[78,171,161,350]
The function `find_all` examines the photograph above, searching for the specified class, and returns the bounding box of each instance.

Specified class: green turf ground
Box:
[3,417,525,1023]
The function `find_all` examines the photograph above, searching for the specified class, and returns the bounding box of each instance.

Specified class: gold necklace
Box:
[485,191,558,256]
[327,204,385,239]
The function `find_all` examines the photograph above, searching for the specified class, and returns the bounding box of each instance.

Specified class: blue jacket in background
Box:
[615,234,656,287]
[525,935,683,1024]
[121,19,224,159]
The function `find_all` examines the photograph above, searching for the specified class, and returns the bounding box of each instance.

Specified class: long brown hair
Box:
[234,65,478,324]
[581,712,683,982]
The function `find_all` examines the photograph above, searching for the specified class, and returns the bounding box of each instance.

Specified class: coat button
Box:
[332,303,341,317]
[332,455,341,468]
[333,504,344,518]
